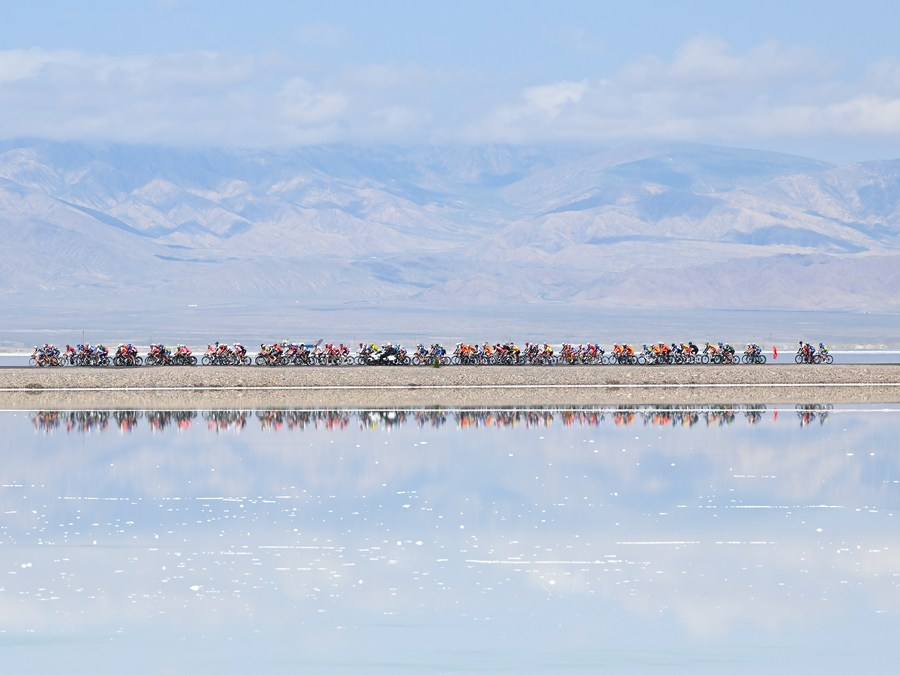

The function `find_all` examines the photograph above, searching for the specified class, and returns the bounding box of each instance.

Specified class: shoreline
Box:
[1,364,899,409]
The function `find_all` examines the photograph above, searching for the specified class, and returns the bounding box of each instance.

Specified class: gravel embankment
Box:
[1,364,899,409]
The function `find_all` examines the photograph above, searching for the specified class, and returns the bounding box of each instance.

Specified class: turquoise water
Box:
[1,406,898,674]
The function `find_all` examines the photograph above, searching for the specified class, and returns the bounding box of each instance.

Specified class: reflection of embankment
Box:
[4,364,899,408]
[27,404,836,434]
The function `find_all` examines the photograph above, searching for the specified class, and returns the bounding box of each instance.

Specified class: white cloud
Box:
[1,37,900,158]
[466,36,900,153]
[523,80,587,117]
[467,80,589,143]
[818,96,900,134]
[665,35,823,86]
[277,77,348,124]
[0,48,47,83]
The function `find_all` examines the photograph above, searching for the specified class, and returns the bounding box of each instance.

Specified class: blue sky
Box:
[2,0,900,162]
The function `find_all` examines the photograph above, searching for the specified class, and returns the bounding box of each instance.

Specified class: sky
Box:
[2,0,900,162]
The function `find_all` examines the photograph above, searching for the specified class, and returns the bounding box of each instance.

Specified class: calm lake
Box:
[1,405,898,674]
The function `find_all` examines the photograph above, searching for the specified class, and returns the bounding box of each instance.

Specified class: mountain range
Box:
[2,139,900,342]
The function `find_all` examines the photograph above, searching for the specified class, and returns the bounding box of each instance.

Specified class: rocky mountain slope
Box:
[2,139,899,318]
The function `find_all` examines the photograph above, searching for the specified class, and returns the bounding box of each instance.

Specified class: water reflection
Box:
[2,405,896,674]
[28,404,836,435]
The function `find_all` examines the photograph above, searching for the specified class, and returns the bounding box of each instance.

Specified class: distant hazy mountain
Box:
[2,139,900,326]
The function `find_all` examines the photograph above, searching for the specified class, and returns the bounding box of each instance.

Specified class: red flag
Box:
[772,345,778,360]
